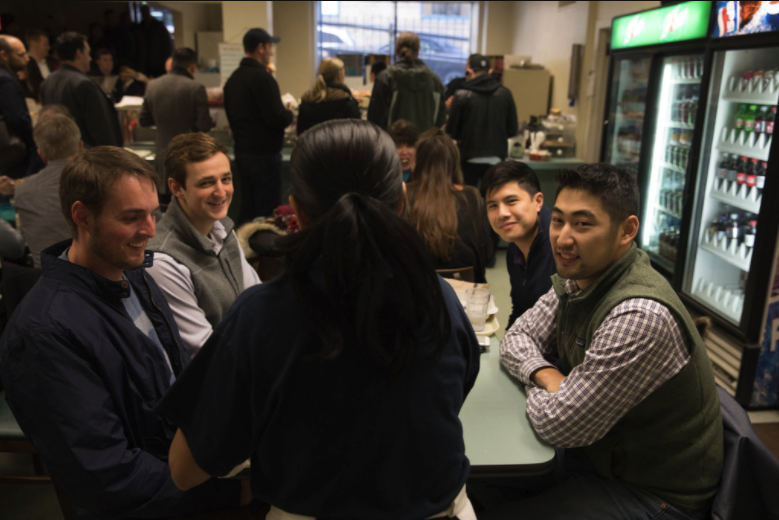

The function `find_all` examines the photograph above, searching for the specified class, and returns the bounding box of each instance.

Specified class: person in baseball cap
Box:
[223,28,293,223]
[467,54,490,77]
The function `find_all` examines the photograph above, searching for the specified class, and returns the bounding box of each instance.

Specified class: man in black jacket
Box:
[446,54,518,188]
[40,31,123,148]
[0,34,35,178]
[224,28,292,224]
[0,147,250,519]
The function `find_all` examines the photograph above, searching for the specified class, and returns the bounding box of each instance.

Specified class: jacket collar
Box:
[552,243,639,302]
[41,240,155,301]
[61,63,86,75]
[163,196,235,255]
[240,57,271,73]
[170,66,194,80]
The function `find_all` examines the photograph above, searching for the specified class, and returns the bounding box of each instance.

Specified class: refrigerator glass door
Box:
[605,57,651,177]
[684,48,779,326]
[642,54,705,275]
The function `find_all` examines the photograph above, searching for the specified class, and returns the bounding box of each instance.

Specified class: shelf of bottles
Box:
[608,58,650,177]
[688,53,778,325]
[645,56,703,270]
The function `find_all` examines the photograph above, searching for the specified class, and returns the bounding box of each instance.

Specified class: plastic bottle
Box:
[736,156,749,186]
[726,154,738,187]
[735,104,747,130]
[747,158,759,189]
[727,213,741,243]
[756,161,767,194]
[744,220,757,248]
[755,106,768,134]
[717,214,729,240]
[718,153,730,183]
[767,106,776,135]
[744,105,757,132]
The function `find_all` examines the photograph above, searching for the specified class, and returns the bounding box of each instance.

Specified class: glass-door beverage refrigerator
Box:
[603,2,712,278]
[681,2,779,405]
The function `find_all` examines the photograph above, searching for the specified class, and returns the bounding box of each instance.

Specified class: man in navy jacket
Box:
[0,34,36,178]
[483,161,557,330]
[0,147,249,519]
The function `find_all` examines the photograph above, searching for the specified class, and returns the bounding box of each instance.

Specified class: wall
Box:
[151,1,223,51]
[483,1,516,55]
[273,1,315,98]
[222,1,272,45]
[511,1,590,116]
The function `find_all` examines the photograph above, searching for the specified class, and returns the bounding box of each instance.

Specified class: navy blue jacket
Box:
[0,64,35,177]
[506,205,556,329]
[0,241,240,519]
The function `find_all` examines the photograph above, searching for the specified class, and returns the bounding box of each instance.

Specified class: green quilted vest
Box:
[552,244,722,511]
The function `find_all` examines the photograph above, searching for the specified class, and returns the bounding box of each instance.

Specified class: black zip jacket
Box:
[446,73,518,161]
[506,206,556,329]
[224,58,293,155]
[0,240,241,519]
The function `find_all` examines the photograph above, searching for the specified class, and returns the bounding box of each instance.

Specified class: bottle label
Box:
[736,172,746,184]
[746,174,756,187]
[757,175,766,189]
[735,118,745,129]
[745,234,756,247]
[745,120,755,131]
[767,121,775,135]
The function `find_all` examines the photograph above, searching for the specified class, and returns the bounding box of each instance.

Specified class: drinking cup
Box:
[466,301,488,332]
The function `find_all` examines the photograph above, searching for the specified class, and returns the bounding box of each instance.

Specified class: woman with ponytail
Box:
[296,57,361,136]
[367,31,447,133]
[406,129,493,283]
[158,120,480,520]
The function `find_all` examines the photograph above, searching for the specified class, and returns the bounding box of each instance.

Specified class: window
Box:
[315,1,477,85]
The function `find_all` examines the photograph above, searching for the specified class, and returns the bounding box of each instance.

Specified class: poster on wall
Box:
[218,43,244,88]
[714,1,779,37]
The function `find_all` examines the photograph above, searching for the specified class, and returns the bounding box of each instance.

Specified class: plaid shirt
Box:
[500,279,690,448]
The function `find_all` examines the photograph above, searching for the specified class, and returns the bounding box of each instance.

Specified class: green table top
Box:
[460,335,556,476]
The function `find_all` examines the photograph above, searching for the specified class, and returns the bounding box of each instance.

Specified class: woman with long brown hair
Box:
[297,57,361,136]
[406,129,492,282]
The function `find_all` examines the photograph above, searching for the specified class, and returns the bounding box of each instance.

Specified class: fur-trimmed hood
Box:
[236,220,287,259]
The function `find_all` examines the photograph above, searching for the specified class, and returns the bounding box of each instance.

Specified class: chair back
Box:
[436,266,475,283]
[711,386,779,519]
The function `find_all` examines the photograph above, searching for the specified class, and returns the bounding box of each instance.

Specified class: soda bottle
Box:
[744,105,757,132]
[689,95,698,125]
[755,106,768,134]
[726,154,738,186]
[727,213,741,243]
[679,90,689,124]
[718,153,730,183]
[717,214,729,240]
[747,158,759,188]
[767,106,776,135]
[744,220,757,249]
[736,156,748,185]
[742,71,753,92]
[735,104,747,130]
[756,161,767,193]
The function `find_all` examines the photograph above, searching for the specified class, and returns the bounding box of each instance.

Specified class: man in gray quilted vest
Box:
[146,132,259,356]
[485,164,722,520]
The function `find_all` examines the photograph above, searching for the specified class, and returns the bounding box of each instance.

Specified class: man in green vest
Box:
[488,164,723,519]
[146,133,260,356]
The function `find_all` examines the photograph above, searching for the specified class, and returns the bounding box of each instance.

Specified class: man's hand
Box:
[0,176,16,196]
[239,479,252,506]
[531,367,565,393]
[445,96,453,110]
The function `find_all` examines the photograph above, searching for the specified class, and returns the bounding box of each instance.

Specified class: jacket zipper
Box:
[143,270,185,372]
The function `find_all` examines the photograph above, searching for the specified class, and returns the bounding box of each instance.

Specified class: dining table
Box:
[461,335,556,477]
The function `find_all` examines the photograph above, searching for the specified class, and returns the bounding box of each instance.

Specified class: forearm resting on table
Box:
[169,429,210,491]
[531,367,565,393]
[169,429,253,506]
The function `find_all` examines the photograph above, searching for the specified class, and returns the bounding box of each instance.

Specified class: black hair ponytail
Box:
[278,120,451,374]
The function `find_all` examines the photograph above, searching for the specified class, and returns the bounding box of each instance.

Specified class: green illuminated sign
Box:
[611,1,712,49]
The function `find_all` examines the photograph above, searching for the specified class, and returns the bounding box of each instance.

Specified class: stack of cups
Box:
[466,287,490,332]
